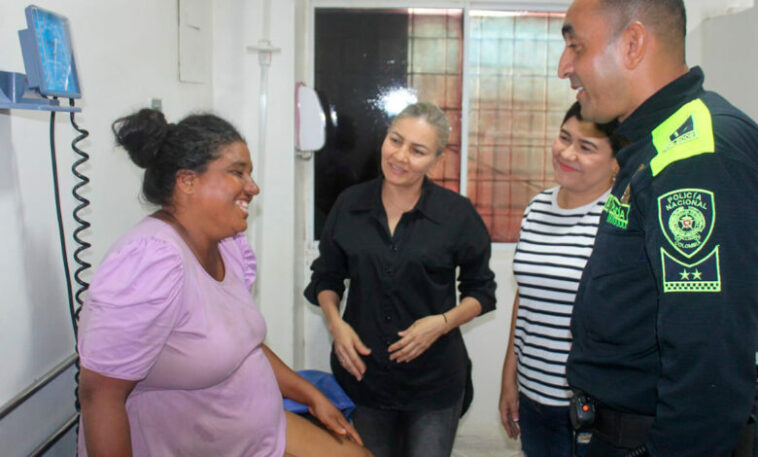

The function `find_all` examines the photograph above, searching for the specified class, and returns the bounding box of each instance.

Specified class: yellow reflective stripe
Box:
[650,99,715,176]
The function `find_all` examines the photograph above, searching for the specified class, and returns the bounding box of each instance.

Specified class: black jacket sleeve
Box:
[644,151,758,457]
[304,193,349,305]
[454,200,497,314]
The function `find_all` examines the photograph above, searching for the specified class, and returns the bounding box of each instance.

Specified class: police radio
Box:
[570,391,596,430]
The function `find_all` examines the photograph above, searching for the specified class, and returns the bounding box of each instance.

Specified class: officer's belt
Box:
[592,403,654,449]
[593,402,755,455]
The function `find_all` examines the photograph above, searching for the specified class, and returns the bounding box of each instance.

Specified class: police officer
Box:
[558,0,758,456]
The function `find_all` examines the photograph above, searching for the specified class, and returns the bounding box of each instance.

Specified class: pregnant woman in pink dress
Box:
[77,108,372,457]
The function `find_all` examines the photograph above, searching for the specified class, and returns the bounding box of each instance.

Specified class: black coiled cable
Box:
[68,98,91,419]
[48,98,92,423]
[68,98,91,329]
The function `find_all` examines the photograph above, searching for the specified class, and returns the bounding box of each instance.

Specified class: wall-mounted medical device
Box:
[295,82,326,153]
[0,5,81,112]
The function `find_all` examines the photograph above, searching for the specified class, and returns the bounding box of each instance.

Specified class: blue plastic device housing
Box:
[0,5,81,111]
[19,5,82,99]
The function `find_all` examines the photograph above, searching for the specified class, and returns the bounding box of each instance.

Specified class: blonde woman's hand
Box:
[388,315,447,363]
[330,319,371,381]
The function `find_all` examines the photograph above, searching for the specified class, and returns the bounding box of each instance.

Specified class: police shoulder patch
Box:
[657,188,715,258]
[660,246,721,293]
[650,98,715,177]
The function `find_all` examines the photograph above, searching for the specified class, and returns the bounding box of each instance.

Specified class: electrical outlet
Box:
[149,98,163,112]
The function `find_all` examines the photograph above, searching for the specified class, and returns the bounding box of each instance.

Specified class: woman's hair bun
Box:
[112,108,170,168]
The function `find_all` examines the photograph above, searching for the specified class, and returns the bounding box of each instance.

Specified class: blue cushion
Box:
[283,370,355,421]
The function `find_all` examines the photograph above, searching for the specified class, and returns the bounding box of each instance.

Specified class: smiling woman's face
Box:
[551,116,617,196]
[189,141,260,238]
[380,117,441,189]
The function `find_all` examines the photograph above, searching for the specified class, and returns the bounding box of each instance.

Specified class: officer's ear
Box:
[618,21,647,70]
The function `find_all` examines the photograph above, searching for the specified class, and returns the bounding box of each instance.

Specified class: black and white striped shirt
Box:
[513,186,608,406]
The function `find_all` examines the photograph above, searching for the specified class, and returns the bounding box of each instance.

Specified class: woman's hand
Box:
[307,394,364,445]
[500,294,521,439]
[330,319,371,381]
[499,379,520,439]
[388,314,447,363]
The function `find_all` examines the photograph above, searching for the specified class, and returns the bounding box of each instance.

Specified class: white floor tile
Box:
[452,434,523,457]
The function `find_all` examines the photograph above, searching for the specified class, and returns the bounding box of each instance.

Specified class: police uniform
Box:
[567,67,758,457]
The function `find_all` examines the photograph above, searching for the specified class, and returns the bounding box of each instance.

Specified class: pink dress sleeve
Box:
[232,232,257,291]
[78,237,184,381]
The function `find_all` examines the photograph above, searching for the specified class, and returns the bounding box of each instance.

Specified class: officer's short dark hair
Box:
[598,0,686,62]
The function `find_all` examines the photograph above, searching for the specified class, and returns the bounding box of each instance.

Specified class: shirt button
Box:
[384,315,392,322]
[391,244,398,252]
[385,267,393,275]
[384,339,391,346]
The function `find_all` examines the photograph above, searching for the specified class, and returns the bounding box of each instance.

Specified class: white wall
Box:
[0,0,212,455]
[689,5,758,120]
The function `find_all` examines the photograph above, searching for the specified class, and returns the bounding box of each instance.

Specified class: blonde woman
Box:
[306,102,496,457]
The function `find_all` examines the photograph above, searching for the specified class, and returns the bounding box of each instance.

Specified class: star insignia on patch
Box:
[661,247,721,293]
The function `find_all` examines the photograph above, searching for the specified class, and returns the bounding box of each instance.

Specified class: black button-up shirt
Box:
[305,177,496,410]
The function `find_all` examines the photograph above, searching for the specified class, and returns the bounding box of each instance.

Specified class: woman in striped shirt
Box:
[499,102,620,457]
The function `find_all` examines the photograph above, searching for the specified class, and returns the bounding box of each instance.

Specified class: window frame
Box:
[304,1,569,250]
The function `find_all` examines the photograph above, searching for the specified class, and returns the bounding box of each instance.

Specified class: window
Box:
[313,7,572,242]
[467,11,572,242]
[407,10,464,193]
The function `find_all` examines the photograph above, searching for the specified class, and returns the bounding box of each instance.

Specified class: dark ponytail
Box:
[112,108,170,169]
